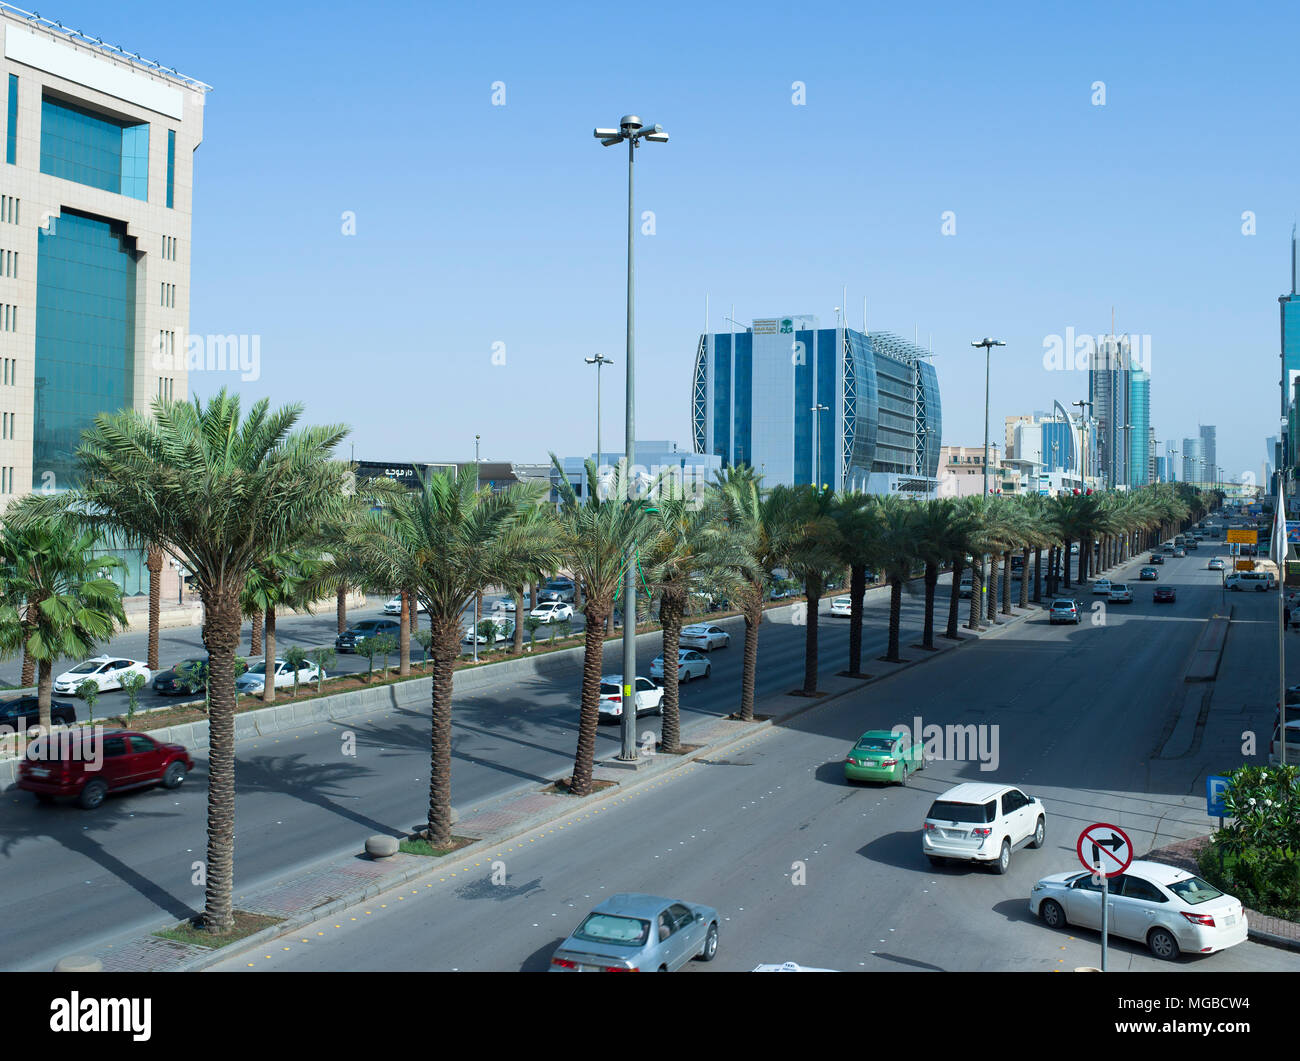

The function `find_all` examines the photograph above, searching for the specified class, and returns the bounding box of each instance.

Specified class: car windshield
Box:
[573,913,650,946]
[354,622,380,632]
[1166,875,1224,906]
[855,737,894,751]
[928,800,993,824]
[69,661,102,674]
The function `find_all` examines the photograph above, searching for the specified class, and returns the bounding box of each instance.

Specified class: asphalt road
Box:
[206,543,1300,973]
[1,576,941,970]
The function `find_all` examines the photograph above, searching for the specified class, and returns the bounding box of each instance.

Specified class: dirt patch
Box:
[544,777,619,796]
[153,910,284,948]
[658,743,703,756]
[401,833,477,857]
[1143,834,1210,874]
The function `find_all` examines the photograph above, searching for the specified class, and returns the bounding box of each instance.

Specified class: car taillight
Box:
[844,757,857,765]
[604,966,637,972]
[881,758,897,767]
[1181,911,1215,927]
[972,827,992,838]
[550,957,576,969]
[922,822,936,831]
[607,696,621,703]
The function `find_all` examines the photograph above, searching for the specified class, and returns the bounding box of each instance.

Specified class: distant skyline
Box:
[45,0,1297,484]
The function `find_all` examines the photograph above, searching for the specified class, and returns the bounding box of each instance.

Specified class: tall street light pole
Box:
[811,403,829,490]
[584,353,613,478]
[473,434,481,663]
[1072,400,1093,490]
[595,114,668,763]
[971,338,1005,497]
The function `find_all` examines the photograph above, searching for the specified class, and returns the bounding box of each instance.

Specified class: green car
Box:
[843,729,926,785]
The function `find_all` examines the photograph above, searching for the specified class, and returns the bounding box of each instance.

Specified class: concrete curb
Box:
[1185,616,1231,683]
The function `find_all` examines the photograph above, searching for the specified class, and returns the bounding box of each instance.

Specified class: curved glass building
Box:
[691,316,941,494]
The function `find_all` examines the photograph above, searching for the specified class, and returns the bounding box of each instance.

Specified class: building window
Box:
[5,75,15,165]
[2,357,11,385]
[0,195,16,224]
[40,93,150,201]
[166,129,175,208]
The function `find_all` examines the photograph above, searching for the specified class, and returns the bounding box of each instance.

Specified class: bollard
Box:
[365,835,399,859]
[54,955,102,972]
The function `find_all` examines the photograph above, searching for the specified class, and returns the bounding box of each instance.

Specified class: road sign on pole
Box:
[1206,775,1230,817]
[1076,823,1133,974]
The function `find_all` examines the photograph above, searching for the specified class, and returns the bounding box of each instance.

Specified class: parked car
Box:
[236,657,324,695]
[463,617,515,644]
[152,657,210,696]
[649,649,710,683]
[1108,583,1133,604]
[843,729,926,786]
[550,893,719,971]
[529,601,574,624]
[382,595,427,615]
[1153,586,1177,603]
[1208,558,1225,571]
[53,657,151,696]
[0,696,76,730]
[1049,599,1081,624]
[1138,567,1158,581]
[17,729,193,809]
[1091,579,1112,595]
[922,783,1046,873]
[335,618,402,653]
[1225,571,1274,592]
[679,624,730,651]
[1030,861,1247,960]
[1270,718,1300,764]
[597,675,664,723]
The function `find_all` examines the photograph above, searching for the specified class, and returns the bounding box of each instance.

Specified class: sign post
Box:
[1076,823,1134,973]
[1207,775,1230,874]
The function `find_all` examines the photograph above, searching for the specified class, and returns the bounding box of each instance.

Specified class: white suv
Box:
[922,783,1047,873]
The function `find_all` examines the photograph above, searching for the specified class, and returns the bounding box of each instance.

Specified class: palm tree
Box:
[349,465,557,839]
[146,545,164,671]
[912,497,957,649]
[551,458,652,794]
[23,391,353,934]
[831,492,883,674]
[0,510,127,730]
[243,550,326,704]
[782,485,842,694]
[875,495,920,662]
[944,498,979,640]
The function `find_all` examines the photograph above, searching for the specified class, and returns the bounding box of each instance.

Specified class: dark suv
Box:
[336,618,401,653]
[0,696,76,730]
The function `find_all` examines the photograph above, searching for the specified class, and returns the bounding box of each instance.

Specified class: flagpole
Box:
[1278,480,1288,765]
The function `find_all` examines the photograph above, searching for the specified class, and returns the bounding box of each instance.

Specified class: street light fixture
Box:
[971,338,1006,497]
[811,404,830,490]
[584,354,613,481]
[1072,400,1093,491]
[594,113,669,763]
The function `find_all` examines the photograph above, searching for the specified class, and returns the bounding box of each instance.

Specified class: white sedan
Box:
[1091,578,1112,595]
[679,623,730,651]
[597,674,664,723]
[829,596,858,617]
[530,601,574,624]
[53,656,151,696]
[1029,860,1247,960]
[649,649,711,683]
[235,657,324,694]
[497,594,530,613]
[382,596,427,615]
[463,617,515,644]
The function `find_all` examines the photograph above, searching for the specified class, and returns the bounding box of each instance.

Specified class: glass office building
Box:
[1127,368,1150,487]
[691,317,941,494]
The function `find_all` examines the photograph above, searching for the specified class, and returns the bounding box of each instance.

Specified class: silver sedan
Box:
[550,893,719,972]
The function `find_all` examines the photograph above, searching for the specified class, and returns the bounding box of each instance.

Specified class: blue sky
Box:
[51,0,1299,480]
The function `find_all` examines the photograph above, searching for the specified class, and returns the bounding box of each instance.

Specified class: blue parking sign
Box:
[1206,775,1230,817]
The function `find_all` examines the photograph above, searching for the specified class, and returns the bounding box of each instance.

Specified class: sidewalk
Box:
[59,592,1043,972]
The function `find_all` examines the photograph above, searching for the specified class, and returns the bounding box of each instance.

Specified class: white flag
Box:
[1274,482,1288,568]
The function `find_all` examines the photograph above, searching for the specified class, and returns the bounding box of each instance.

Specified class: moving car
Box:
[597,674,664,723]
[335,618,402,653]
[1029,861,1247,960]
[1049,598,1081,624]
[529,600,574,624]
[1148,553,1165,564]
[17,729,193,809]
[1208,558,1225,571]
[649,649,711,683]
[550,893,719,971]
[152,658,212,696]
[1091,578,1112,595]
[958,574,974,599]
[1108,583,1133,603]
[1153,586,1176,603]
[1172,547,1187,558]
[1225,571,1274,591]
[1138,567,1158,581]
[922,783,1046,873]
[829,596,857,617]
[679,624,730,651]
[382,595,427,615]
[236,657,324,694]
[843,729,926,785]
[462,617,515,644]
[0,696,77,730]
[496,593,530,613]
[539,578,576,604]
[53,657,151,696]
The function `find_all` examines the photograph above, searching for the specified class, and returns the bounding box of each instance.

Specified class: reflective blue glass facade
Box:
[1041,420,1073,471]
[40,94,149,201]
[1127,369,1150,486]
[5,74,16,165]
[166,128,175,208]
[1284,297,1300,416]
[32,210,138,489]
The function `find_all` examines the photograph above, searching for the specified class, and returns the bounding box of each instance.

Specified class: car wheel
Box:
[1039,899,1066,929]
[657,698,664,716]
[994,838,1011,874]
[78,779,108,810]
[898,763,908,786]
[697,923,718,962]
[704,665,711,679]
[1147,927,1180,961]
[680,670,691,685]
[162,761,187,789]
[1030,816,1045,849]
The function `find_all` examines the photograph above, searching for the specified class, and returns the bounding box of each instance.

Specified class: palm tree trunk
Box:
[945,555,964,639]
[884,575,904,660]
[200,589,242,933]
[802,572,823,694]
[737,585,762,721]
[512,589,525,654]
[1019,547,1031,608]
[1078,537,1088,583]
[848,563,867,670]
[967,557,984,630]
[1062,539,1072,589]
[426,616,460,845]
[987,553,1000,624]
[922,561,938,648]
[146,546,163,671]
[569,599,610,797]
[336,584,347,635]
[1033,547,1043,603]
[399,591,411,676]
[1001,550,1013,614]
[249,608,262,658]
[36,658,53,731]
[261,606,276,703]
[409,589,418,634]
[659,589,684,753]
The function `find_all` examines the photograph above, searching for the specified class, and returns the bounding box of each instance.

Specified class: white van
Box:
[1224,571,1275,591]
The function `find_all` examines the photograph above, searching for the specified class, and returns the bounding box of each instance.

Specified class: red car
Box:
[17,729,194,809]
[1153,587,1176,603]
